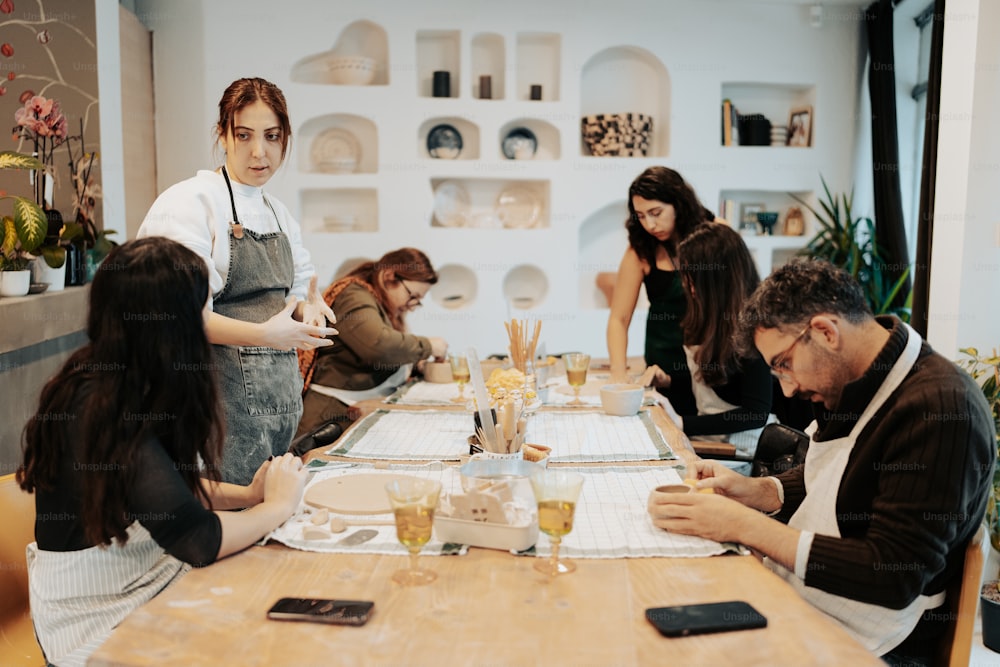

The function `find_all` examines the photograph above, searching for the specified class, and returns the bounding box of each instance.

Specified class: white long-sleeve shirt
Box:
[138,169,314,307]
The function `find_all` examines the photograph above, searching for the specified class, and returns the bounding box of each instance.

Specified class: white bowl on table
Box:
[599,383,644,416]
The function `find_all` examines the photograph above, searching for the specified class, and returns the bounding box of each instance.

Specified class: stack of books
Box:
[771,125,789,146]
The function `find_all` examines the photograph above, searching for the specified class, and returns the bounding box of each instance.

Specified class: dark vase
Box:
[982,581,1000,652]
[64,244,85,286]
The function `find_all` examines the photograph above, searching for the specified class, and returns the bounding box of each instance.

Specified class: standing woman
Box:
[296,247,449,436]
[673,223,773,457]
[18,237,307,666]
[606,166,715,415]
[139,78,336,485]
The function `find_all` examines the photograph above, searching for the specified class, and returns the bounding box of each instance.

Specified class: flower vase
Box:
[64,244,85,286]
[31,257,65,292]
[84,249,101,283]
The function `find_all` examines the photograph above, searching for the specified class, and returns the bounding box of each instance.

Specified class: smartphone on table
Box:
[266,598,374,626]
[645,601,767,637]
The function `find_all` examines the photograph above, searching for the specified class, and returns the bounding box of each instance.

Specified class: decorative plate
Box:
[426,123,463,159]
[432,181,471,227]
[501,127,537,160]
[310,127,361,173]
[495,186,541,229]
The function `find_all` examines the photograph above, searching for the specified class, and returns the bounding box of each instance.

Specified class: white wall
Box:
[928,0,1000,356]
[126,0,868,358]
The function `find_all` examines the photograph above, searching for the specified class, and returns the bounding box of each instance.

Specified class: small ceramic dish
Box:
[28,282,49,295]
[501,127,537,160]
[426,124,463,159]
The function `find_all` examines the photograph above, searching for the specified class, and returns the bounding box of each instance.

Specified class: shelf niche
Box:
[719,188,815,276]
[300,188,377,234]
[503,264,548,310]
[429,177,549,230]
[289,20,389,86]
[580,46,670,158]
[432,263,478,310]
[720,82,816,147]
[419,117,481,161]
[498,118,559,160]
[299,113,377,174]
[577,200,649,310]
[417,30,461,98]
[471,32,505,100]
[516,33,560,102]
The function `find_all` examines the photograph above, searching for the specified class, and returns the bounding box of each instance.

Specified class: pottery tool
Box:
[467,347,500,453]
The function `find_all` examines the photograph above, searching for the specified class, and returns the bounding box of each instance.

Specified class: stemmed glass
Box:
[449,354,470,403]
[530,468,584,576]
[563,353,591,406]
[385,478,442,586]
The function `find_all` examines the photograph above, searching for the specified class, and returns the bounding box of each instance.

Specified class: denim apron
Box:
[212,167,302,485]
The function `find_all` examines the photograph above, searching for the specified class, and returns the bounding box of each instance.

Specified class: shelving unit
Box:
[181,2,863,357]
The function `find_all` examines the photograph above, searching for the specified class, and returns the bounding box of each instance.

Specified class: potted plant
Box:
[0,150,46,296]
[959,347,1000,651]
[791,177,912,321]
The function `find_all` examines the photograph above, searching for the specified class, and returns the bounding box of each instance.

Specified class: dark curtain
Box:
[865,0,911,309]
[911,0,946,338]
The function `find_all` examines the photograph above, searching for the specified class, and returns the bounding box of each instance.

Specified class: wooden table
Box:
[92,389,880,666]
[90,544,883,666]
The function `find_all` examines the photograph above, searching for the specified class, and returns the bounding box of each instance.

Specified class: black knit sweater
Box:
[775,317,995,609]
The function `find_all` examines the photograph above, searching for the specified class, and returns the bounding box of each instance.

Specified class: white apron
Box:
[683,345,776,458]
[26,523,189,667]
[765,323,944,655]
[309,362,412,405]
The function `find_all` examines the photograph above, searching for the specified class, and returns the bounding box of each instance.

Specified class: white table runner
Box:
[267,463,729,559]
[328,409,676,462]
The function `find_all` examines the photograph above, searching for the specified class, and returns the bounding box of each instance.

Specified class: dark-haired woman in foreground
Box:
[18,237,307,666]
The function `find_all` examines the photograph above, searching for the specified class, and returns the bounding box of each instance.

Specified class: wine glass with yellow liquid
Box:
[449,354,471,403]
[563,353,590,406]
[385,478,442,586]
[530,468,584,576]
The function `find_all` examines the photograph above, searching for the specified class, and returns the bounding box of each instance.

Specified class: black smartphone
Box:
[645,601,767,637]
[266,598,374,626]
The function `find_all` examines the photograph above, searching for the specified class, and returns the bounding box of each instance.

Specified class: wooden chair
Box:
[936,523,985,667]
[0,473,44,666]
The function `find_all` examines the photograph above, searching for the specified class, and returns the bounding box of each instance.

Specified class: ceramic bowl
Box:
[599,383,644,416]
[581,113,653,157]
[423,360,454,383]
[326,56,376,85]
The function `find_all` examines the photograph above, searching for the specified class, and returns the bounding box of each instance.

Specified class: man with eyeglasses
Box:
[648,258,994,665]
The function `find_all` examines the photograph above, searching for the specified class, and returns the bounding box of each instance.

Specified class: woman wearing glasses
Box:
[295,247,449,436]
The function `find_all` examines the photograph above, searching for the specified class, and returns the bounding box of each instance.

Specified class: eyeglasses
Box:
[399,279,423,309]
[769,324,810,381]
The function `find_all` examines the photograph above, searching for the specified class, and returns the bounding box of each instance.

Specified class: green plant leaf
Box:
[39,244,66,269]
[0,216,16,258]
[12,198,46,254]
[0,151,44,171]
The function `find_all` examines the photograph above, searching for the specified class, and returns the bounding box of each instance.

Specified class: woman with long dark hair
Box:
[18,237,307,666]
[672,223,773,456]
[606,166,716,415]
[296,247,449,435]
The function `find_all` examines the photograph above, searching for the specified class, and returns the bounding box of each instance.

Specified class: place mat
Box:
[524,411,676,462]
[388,381,465,406]
[268,463,729,559]
[267,463,468,556]
[328,409,472,460]
[530,466,732,559]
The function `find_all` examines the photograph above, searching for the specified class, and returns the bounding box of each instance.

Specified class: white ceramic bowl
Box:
[599,383,644,416]
[326,56,376,86]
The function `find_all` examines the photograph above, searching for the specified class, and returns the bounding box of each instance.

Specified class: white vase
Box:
[0,270,31,297]
[31,257,66,292]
